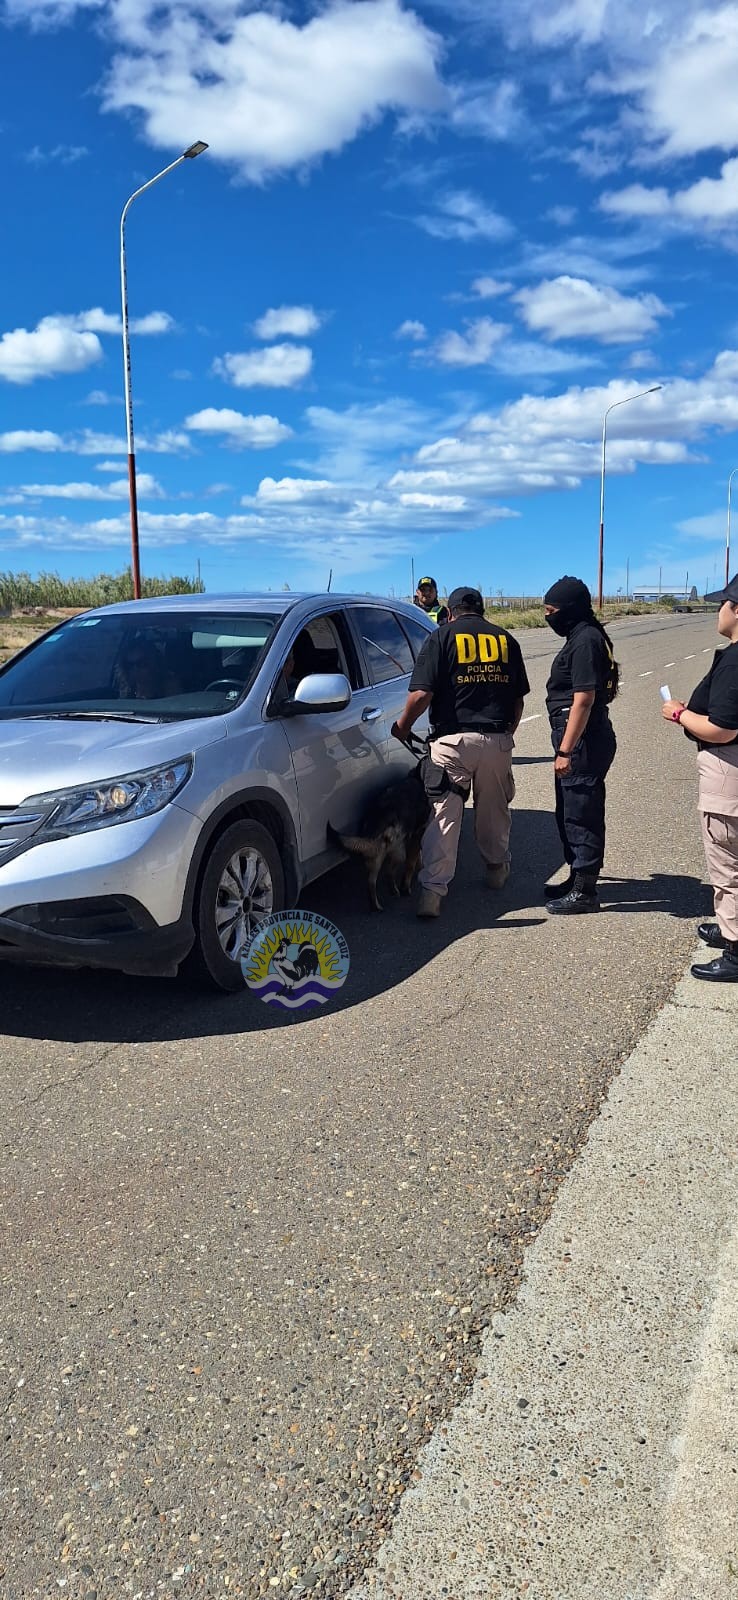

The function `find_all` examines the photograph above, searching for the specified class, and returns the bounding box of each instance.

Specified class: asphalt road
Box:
[0,612,720,1600]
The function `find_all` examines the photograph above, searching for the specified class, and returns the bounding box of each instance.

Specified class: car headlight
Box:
[26,757,193,837]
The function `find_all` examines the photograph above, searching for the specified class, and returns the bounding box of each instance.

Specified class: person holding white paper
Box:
[661,574,738,982]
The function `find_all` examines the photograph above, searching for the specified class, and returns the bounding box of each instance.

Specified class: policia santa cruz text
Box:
[392,586,530,918]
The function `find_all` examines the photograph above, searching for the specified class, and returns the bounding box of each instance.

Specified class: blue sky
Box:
[2,0,738,597]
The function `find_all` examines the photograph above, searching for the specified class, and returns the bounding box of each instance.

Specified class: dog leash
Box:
[400,730,430,757]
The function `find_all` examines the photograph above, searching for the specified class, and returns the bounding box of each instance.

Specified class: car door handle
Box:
[361,706,383,723]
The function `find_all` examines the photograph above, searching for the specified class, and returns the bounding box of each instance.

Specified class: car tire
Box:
[184,819,286,992]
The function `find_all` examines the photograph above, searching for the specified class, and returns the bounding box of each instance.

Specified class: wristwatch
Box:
[672,707,685,723]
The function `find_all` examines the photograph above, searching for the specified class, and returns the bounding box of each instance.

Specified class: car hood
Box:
[0,716,226,806]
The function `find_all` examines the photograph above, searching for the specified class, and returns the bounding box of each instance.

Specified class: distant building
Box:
[631,585,699,603]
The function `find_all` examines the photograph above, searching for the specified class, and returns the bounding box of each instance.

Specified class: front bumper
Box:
[0,895,193,976]
[0,803,201,977]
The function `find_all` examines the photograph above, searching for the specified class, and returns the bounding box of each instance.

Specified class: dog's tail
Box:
[327,820,381,860]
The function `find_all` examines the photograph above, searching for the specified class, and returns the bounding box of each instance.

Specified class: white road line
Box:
[639,671,653,677]
[685,654,695,660]
[664,662,675,668]
[703,648,711,652]
[520,713,542,724]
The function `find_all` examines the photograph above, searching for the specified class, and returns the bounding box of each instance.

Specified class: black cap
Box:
[705,574,738,604]
[448,585,484,614]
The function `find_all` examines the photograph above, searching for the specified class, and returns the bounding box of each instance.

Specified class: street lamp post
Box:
[598,384,662,611]
[120,140,208,599]
[726,468,738,589]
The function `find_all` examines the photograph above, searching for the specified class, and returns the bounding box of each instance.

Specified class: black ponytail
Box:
[590,615,619,701]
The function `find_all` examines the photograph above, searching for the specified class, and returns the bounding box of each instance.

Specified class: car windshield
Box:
[0,610,279,721]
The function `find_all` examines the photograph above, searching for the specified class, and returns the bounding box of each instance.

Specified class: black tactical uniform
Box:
[544,577,618,912]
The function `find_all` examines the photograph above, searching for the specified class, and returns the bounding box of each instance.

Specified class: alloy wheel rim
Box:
[215,846,274,962]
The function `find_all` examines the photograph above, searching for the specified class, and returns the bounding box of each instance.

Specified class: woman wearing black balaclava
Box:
[543,576,618,913]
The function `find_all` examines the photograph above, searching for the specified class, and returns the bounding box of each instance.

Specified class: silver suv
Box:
[0,593,433,989]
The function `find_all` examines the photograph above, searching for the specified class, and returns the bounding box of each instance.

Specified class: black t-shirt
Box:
[546,621,614,716]
[409,614,529,736]
[686,641,738,746]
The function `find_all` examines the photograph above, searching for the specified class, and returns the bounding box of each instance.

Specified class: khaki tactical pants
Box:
[418,731,515,896]
[701,811,738,943]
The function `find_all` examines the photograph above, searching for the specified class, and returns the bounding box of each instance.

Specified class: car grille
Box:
[0,805,49,860]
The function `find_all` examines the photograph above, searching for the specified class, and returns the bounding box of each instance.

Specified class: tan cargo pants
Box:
[418,731,515,896]
[701,812,738,942]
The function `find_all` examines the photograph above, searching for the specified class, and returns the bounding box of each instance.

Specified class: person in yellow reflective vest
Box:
[414,575,449,626]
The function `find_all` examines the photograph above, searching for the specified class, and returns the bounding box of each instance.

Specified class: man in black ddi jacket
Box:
[392,586,530,917]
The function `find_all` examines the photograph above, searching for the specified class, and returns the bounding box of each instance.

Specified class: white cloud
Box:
[255,477,338,503]
[84,389,120,406]
[0,304,175,386]
[213,344,313,389]
[0,430,64,452]
[185,408,293,447]
[18,473,162,501]
[395,320,428,341]
[602,158,738,230]
[447,77,522,141]
[676,510,726,541]
[545,205,577,226]
[471,277,512,298]
[4,0,103,21]
[25,142,88,163]
[101,0,446,182]
[304,397,439,479]
[384,356,738,508]
[0,317,102,384]
[253,306,321,339]
[71,429,191,455]
[628,349,657,370]
[516,233,656,291]
[398,491,469,511]
[416,189,513,243]
[428,316,595,375]
[0,428,189,457]
[514,276,669,344]
[600,184,671,219]
[433,317,509,367]
[486,1,738,169]
[639,6,738,160]
[66,307,174,336]
[491,341,597,376]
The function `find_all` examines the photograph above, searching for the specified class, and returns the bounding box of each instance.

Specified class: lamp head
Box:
[183,141,208,159]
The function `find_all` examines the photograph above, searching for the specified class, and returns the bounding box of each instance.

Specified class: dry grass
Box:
[485,600,676,630]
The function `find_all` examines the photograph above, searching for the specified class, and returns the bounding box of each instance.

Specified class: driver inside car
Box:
[114,640,180,701]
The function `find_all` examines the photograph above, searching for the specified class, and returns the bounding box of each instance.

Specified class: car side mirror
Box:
[284,672,352,715]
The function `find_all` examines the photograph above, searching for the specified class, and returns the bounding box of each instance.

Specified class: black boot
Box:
[696,922,728,949]
[544,870,576,900]
[691,941,738,982]
[547,872,600,915]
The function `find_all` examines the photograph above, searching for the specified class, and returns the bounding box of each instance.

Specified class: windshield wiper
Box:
[21,710,164,724]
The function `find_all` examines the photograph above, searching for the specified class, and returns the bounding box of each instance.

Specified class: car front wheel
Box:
[186,820,285,991]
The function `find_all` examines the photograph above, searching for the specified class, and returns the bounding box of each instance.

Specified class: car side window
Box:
[352,606,415,685]
[399,612,436,659]
[268,612,359,715]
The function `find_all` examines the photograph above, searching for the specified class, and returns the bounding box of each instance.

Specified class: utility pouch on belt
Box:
[420,755,470,802]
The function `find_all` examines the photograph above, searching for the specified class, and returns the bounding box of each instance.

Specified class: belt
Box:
[550,705,608,722]
[434,723,510,737]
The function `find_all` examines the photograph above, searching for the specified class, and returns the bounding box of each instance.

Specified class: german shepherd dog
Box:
[327,764,430,911]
